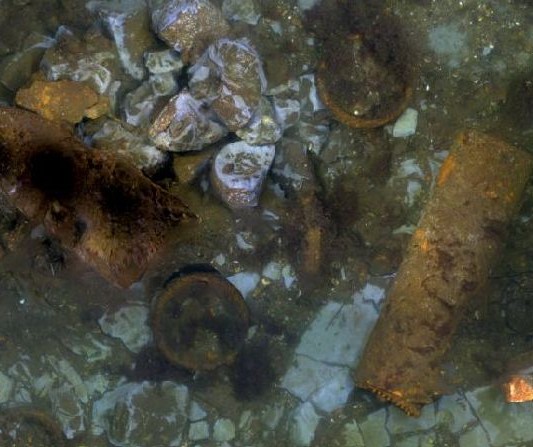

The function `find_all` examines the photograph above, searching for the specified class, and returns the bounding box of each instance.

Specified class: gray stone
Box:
[0,371,14,403]
[458,424,490,447]
[387,403,436,435]
[436,392,477,434]
[150,0,230,62]
[281,355,354,412]
[213,418,236,442]
[88,0,156,80]
[189,420,210,441]
[92,381,189,447]
[149,90,227,152]
[341,421,365,447]
[227,272,260,299]
[222,0,260,25]
[145,49,183,74]
[236,96,282,145]
[427,23,468,68]
[60,332,114,363]
[261,404,285,430]
[392,108,418,138]
[288,402,321,447]
[189,401,207,421]
[49,384,86,439]
[296,300,379,367]
[98,303,152,353]
[0,33,53,91]
[41,28,122,95]
[359,408,390,447]
[91,120,165,170]
[189,38,266,131]
[466,385,533,447]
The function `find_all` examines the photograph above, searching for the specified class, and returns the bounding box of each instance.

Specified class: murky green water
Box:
[1,0,533,446]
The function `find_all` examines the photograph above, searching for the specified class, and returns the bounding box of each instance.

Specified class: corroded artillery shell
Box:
[355,131,533,416]
[0,107,194,287]
[316,33,412,128]
[0,407,66,447]
[210,140,275,208]
[152,269,250,371]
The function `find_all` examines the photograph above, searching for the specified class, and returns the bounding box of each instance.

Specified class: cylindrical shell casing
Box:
[355,131,533,416]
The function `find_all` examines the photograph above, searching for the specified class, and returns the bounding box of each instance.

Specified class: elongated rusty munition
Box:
[355,131,533,416]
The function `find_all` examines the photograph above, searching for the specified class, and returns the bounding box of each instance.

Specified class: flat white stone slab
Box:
[392,108,418,138]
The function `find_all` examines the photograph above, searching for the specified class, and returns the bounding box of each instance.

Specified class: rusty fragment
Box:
[0,107,194,287]
[355,131,533,416]
[501,350,533,403]
[502,375,533,403]
[15,79,109,124]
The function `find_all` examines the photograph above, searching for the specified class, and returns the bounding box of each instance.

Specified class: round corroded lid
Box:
[152,269,250,371]
[316,32,412,128]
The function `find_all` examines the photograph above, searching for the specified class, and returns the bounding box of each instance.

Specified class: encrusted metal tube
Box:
[0,107,194,287]
[355,131,533,416]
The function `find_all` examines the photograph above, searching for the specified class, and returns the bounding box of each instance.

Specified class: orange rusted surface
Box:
[15,79,108,124]
[436,153,456,187]
[502,375,533,403]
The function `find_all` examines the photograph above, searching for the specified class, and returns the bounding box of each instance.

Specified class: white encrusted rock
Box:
[149,90,227,151]
[189,38,267,131]
[236,96,282,145]
[210,141,275,208]
[149,0,230,63]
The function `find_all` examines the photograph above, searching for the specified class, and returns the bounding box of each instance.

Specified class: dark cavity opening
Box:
[100,182,141,216]
[29,148,76,200]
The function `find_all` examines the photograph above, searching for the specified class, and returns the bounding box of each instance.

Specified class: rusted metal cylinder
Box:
[355,131,533,416]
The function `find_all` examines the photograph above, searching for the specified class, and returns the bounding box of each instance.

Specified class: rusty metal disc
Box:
[316,33,412,128]
[152,270,250,371]
[0,407,66,447]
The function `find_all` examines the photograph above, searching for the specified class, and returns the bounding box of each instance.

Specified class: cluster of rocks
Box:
[0,0,328,210]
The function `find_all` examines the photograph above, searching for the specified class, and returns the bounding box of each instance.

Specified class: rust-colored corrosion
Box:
[355,131,533,416]
[502,375,533,403]
[15,79,109,124]
[316,33,412,129]
[0,107,194,287]
[152,270,250,371]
